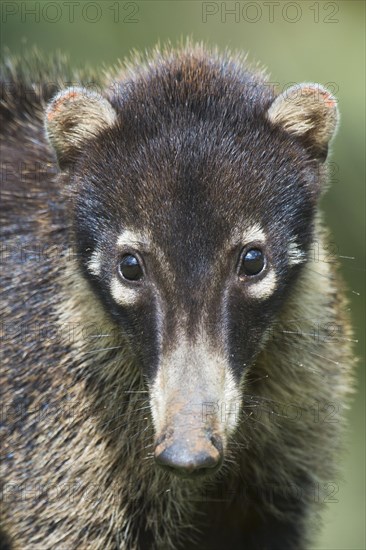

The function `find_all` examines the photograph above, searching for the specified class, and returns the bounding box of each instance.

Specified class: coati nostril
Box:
[209,434,223,452]
[154,436,223,476]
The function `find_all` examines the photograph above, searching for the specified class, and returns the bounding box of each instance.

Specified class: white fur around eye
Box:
[246,271,277,299]
[110,277,139,305]
[242,223,266,244]
[117,230,147,249]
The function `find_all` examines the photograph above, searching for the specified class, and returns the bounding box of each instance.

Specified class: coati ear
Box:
[267,84,339,161]
[45,87,117,169]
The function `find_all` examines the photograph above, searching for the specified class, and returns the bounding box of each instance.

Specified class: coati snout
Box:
[150,339,234,476]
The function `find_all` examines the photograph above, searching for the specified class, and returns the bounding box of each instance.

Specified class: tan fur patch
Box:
[150,330,242,444]
[267,83,339,151]
[45,87,117,167]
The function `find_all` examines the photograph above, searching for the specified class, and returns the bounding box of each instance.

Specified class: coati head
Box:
[45,49,338,478]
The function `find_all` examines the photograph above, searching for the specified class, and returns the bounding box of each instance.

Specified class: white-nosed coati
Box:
[0,43,355,549]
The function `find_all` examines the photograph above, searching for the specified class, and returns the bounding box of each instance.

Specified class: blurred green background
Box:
[1,1,364,548]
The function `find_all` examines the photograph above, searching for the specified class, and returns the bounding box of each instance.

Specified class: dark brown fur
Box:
[0,44,354,549]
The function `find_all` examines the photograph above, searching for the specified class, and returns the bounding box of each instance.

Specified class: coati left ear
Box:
[267,84,339,161]
[45,87,117,169]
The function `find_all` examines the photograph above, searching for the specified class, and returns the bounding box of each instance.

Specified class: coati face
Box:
[45,51,338,478]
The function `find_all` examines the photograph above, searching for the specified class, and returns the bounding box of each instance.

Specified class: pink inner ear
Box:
[319,90,336,108]
[47,90,82,121]
[301,87,336,109]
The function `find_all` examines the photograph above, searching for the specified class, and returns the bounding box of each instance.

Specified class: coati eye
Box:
[118,254,143,281]
[239,248,265,277]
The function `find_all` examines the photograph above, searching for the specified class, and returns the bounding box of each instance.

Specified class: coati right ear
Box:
[45,87,117,169]
[266,84,339,161]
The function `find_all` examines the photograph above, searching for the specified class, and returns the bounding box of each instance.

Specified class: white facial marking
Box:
[246,270,277,299]
[87,250,102,277]
[110,277,139,306]
[229,224,277,298]
[288,240,306,266]
[242,223,266,244]
[117,230,147,249]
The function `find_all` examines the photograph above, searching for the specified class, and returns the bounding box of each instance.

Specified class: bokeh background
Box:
[1,1,365,548]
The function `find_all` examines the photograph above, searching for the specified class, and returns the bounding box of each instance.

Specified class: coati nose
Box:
[154,435,223,476]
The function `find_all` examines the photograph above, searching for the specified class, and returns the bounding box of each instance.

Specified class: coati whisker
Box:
[307,350,340,366]
[244,373,269,384]
[123,390,149,394]
[89,333,114,338]
[84,345,125,354]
